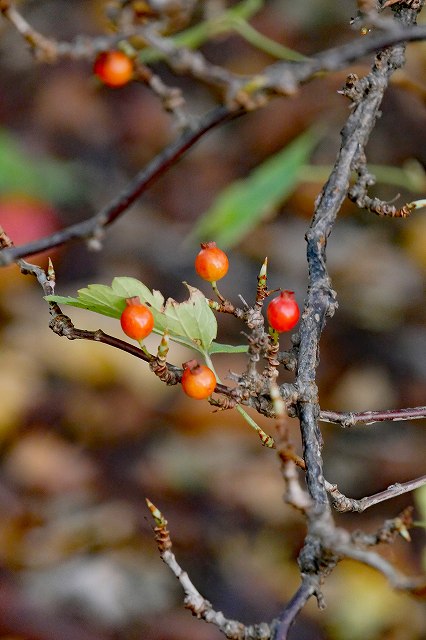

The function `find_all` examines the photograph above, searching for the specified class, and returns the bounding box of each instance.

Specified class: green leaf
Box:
[230,18,308,62]
[0,129,80,203]
[47,277,218,352]
[209,342,248,354]
[190,128,320,248]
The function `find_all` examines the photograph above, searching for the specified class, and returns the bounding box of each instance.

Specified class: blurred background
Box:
[0,1,425,638]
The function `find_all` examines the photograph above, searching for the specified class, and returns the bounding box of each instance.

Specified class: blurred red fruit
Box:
[0,194,61,289]
[0,194,60,256]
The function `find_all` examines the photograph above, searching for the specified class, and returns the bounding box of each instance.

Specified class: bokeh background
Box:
[0,1,425,639]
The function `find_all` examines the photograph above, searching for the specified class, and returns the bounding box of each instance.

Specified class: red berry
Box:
[181,360,216,399]
[93,51,133,87]
[120,297,154,341]
[267,291,300,332]
[195,241,229,282]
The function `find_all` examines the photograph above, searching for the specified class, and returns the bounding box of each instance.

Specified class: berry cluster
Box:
[119,242,300,401]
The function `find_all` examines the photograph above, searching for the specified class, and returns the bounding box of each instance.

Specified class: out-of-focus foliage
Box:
[0,129,82,202]
[191,128,320,247]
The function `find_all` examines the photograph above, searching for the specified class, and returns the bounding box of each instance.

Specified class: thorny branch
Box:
[0,1,425,639]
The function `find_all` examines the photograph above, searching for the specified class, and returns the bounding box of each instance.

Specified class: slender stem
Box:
[204,352,275,447]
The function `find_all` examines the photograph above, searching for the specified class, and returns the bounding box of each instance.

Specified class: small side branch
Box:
[0,0,126,60]
[348,190,414,218]
[334,543,426,593]
[320,406,426,427]
[328,475,426,513]
[146,499,273,640]
[351,507,414,545]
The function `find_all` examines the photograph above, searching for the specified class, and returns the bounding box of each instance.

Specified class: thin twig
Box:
[351,507,414,545]
[146,499,273,640]
[328,475,426,513]
[320,406,426,427]
[334,543,426,592]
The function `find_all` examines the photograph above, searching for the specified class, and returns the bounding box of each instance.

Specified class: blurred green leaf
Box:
[0,129,80,203]
[140,0,263,63]
[230,18,308,61]
[415,485,426,522]
[191,128,320,248]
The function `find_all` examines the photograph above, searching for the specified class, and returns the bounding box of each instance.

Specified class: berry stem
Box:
[211,280,226,303]
[203,352,275,448]
[138,342,152,358]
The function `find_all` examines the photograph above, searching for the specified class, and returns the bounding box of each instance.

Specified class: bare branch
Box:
[320,406,426,426]
[139,25,239,93]
[328,475,426,513]
[0,0,128,61]
[146,499,273,640]
[297,10,414,502]
[280,5,423,629]
[274,432,425,514]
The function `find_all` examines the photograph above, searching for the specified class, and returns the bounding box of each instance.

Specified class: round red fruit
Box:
[267,290,300,332]
[120,297,154,341]
[93,51,133,87]
[181,360,216,399]
[195,241,229,282]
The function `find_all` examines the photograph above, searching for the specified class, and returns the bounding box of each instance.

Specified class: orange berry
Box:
[120,297,154,341]
[181,360,216,399]
[195,241,229,282]
[93,51,133,88]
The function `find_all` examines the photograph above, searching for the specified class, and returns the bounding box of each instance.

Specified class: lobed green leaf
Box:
[47,277,219,353]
